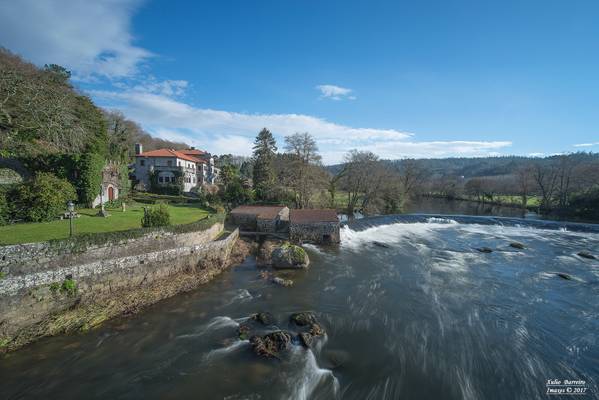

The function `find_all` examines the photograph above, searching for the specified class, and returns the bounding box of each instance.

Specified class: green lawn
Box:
[0,203,211,245]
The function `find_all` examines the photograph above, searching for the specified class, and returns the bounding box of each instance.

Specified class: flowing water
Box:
[2,215,599,399]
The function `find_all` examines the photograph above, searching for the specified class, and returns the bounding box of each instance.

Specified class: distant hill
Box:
[327,153,599,178]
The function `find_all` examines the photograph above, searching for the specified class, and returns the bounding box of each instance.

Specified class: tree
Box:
[283,132,324,208]
[14,172,77,222]
[341,150,379,214]
[515,165,534,210]
[398,159,427,198]
[218,164,253,207]
[252,128,277,199]
[532,162,558,211]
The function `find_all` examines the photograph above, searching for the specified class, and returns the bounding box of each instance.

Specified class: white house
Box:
[133,144,219,193]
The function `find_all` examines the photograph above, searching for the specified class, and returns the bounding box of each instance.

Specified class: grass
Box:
[0,202,211,246]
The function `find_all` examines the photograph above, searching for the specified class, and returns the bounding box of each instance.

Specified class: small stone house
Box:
[230,205,290,232]
[289,209,340,244]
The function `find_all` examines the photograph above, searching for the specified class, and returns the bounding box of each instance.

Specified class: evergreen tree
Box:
[252,128,277,199]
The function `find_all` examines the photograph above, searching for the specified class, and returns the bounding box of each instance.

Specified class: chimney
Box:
[190,146,196,150]
[135,143,143,155]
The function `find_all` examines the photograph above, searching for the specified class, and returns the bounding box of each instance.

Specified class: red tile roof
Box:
[136,149,204,163]
[230,205,287,220]
[290,209,339,224]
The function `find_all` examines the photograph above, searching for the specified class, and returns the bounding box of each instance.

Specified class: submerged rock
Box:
[324,349,350,369]
[509,242,525,250]
[290,312,317,326]
[272,244,310,269]
[476,247,494,253]
[372,241,390,248]
[556,272,573,281]
[257,240,279,266]
[578,251,596,260]
[237,323,251,340]
[250,312,275,325]
[250,331,292,358]
[272,277,294,287]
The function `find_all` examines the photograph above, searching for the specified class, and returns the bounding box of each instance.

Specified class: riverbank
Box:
[0,217,251,353]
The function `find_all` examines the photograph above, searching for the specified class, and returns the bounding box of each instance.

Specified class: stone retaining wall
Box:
[0,224,241,352]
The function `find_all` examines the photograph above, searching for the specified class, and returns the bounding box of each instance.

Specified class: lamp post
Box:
[67,201,75,237]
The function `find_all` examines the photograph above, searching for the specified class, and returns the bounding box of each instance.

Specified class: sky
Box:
[1,0,598,164]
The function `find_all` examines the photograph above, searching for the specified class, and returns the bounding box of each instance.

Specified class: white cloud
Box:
[528,152,545,157]
[91,88,512,163]
[0,0,151,79]
[573,142,599,148]
[316,84,356,100]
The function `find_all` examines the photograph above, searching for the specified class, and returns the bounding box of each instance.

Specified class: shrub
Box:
[15,172,77,222]
[141,203,171,227]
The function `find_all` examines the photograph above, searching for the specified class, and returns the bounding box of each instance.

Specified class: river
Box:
[1,215,599,399]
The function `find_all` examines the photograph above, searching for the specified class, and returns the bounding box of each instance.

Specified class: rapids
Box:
[1,215,599,399]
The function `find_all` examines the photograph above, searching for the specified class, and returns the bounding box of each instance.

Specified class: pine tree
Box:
[252,128,277,199]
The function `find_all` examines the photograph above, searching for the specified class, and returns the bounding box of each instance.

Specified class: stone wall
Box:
[0,223,241,352]
[0,223,222,275]
[230,213,257,230]
[289,222,340,243]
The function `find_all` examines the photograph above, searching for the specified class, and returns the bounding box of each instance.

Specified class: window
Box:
[159,177,164,183]
[167,160,173,167]
[165,176,170,183]
[140,159,145,166]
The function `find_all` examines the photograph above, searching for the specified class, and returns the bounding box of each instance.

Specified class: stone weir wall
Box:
[0,223,242,352]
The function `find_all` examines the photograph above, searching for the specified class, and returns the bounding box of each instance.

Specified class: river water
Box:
[2,215,599,399]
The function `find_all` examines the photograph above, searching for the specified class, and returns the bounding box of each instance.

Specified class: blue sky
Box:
[1,0,598,163]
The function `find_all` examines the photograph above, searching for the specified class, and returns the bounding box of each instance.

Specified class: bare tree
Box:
[341,150,379,214]
[283,132,324,208]
[532,162,558,211]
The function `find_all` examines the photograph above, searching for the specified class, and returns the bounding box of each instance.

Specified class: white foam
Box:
[285,347,339,400]
[176,316,239,339]
[203,340,249,361]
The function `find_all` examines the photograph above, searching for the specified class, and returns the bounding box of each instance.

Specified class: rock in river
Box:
[298,332,313,348]
[476,247,494,253]
[250,312,275,325]
[272,276,294,287]
[250,331,292,359]
[372,241,390,248]
[272,244,310,269]
[509,242,525,250]
[290,312,317,326]
[578,251,596,260]
[556,272,573,281]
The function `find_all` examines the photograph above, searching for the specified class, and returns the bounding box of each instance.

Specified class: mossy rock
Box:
[272,244,310,269]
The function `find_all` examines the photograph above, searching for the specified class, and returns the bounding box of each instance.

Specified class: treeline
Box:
[211,129,425,215]
[215,132,599,221]
[424,153,599,219]
[0,48,186,224]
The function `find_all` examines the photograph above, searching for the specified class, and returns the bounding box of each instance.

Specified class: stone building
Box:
[289,209,340,244]
[230,205,289,232]
[92,161,122,208]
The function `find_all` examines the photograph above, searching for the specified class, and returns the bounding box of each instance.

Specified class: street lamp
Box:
[67,201,75,237]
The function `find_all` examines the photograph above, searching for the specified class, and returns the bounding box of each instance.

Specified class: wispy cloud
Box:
[92,86,511,163]
[316,84,356,100]
[573,142,599,148]
[0,0,151,79]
